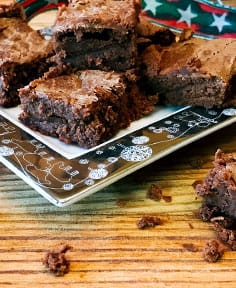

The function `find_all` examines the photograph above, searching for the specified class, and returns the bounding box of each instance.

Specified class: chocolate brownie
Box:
[0,17,53,107]
[0,0,25,19]
[195,149,236,220]
[52,0,140,71]
[139,38,236,108]
[19,69,157,148]
[195,149,236,251]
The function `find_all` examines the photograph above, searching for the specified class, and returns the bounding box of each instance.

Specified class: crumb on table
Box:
[146,184,163,201]
[182,243,198,252]
[43,244,72,276]
[136,215,162,229]
[202,239,224,263]
[162,195,172,203]
[146,184,172,203]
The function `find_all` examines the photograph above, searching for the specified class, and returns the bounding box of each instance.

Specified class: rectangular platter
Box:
[0,105,235,207]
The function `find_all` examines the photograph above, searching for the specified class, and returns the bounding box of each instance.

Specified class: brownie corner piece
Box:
[52,0,140,71]
[0,17,53,107]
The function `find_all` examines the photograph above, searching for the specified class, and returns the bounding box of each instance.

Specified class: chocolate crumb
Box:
[43,244,72,276]
[188,223,194,229]
[136,215,162,229]
[146,184,172,203]
[183,243,198,252]
[162,195,172,203]
[146,184,162,201]
[202,239,224,262]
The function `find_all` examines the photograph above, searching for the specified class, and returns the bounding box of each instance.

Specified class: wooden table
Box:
[1,121,236,288]
[1,2,236,287]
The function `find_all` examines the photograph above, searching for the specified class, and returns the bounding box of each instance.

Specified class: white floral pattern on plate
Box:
[0,106,235,206]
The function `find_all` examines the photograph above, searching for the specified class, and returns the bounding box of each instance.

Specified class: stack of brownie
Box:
[0,0,53,107]
[4,1,235,149]
[18,0,159,148]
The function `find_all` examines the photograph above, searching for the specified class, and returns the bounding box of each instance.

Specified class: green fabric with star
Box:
[141,0,236,38]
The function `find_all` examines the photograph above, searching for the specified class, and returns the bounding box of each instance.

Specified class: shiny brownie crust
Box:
[18,69,158,148]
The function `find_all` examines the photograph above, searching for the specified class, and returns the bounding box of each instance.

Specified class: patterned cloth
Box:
[17,0,236,38]
[141,0,236,38]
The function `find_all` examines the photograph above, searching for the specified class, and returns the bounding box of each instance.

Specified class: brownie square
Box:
[52,0,140,72]
[0,0,25,19]
[18,68,158,148]
[0,17,53,107]
[139,38,236,108]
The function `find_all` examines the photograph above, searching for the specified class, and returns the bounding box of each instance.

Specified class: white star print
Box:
[143,0,162,15]
[177,4,198,26]
[210,13,231,33]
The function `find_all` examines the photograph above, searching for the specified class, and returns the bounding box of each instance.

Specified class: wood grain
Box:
[1,121,236,288]
[1,4,236,287]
